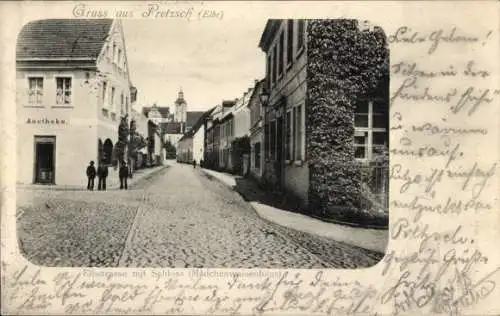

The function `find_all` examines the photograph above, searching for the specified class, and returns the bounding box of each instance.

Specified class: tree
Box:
[115,114,129,166]
[127,118,137,177]
[164,140,177,159]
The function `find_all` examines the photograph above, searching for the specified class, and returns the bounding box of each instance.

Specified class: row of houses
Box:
[178,19,390,215]
[16,19,164,185]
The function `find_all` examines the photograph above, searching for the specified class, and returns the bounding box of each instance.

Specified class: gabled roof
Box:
[222,100,236,108]
[186,111,204,128]
[179,107,215,142]
[248,79,265,107]
[258,19,283,53]
[17,19,113,60]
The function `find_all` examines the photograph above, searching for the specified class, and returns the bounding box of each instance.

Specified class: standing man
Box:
[119,161,129,190]
[97,162,108,191]
[86,161,96,190]
[193,159,197,168]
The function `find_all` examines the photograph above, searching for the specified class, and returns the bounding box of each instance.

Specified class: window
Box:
[117,49,122,66]
[102,81,107,105]
[294,105,303,160]
[267,54,272,89]
[354,100,388,160]
[254,142,261,169]
[110,87,115,109]
[28,77,43,104]
[287,20,294,66]
[270,120,276,159]
[298,20,305,51]
[112,43,116,61]
[120,93,124,114]
[272,45,278,86]
[278,32,284,76]
[56,77,71,105]
[264,123,270,158]
[285,111,293,161]
[125,96,129,114]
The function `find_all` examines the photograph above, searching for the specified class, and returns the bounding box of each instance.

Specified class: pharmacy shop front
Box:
[17,117,99,186]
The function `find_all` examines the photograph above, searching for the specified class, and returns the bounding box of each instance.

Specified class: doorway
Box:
[34,136,56,184]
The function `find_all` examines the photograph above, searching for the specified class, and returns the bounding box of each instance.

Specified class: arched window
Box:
[102,139,113,165]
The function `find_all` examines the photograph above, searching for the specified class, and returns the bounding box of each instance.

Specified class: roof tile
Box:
[17,19,113,60]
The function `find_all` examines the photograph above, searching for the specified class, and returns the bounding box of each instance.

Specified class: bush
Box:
[231,136,251,174]
[306,19,389,225]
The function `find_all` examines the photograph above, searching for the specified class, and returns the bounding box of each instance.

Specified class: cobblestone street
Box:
[17,163,383,269]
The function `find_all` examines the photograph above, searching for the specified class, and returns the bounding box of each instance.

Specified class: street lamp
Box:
[259,89,270,107]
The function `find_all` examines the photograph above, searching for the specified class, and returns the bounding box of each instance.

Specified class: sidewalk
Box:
[17,165,167,191]
[201,168,388,254]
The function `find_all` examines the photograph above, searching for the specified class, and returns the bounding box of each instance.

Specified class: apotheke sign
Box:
[26,118,68,124]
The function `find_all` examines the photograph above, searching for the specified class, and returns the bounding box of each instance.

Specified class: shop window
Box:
[28,77,43,104]
[55,77,71,105]
[354,100,388,160]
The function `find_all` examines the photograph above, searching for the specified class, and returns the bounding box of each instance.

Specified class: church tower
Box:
[174,87,187,123]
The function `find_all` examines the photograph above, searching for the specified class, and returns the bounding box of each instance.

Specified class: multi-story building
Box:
[219,106,234,171]
[144,89,204,152]
[16,19,136,185]
[204,100,235,170]
[258,19,389,210]
[177,108,215,164]
[231,86,253,174]
[248,79,265,181]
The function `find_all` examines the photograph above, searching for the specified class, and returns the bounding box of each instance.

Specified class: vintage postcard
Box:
[1,1,499,315]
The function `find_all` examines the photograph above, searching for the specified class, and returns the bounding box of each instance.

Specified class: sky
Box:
[122,19,266,112]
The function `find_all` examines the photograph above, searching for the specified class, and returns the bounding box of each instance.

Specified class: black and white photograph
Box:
[15,17,389,269]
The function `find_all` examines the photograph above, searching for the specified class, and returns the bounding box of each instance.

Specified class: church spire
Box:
[178,87,184,101]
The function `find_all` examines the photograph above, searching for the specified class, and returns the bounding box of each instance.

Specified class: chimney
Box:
[254,79,259,85]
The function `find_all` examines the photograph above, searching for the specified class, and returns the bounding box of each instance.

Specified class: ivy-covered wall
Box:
[306,19,389,219]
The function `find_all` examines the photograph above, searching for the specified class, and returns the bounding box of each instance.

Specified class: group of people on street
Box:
[86,160,130,191]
